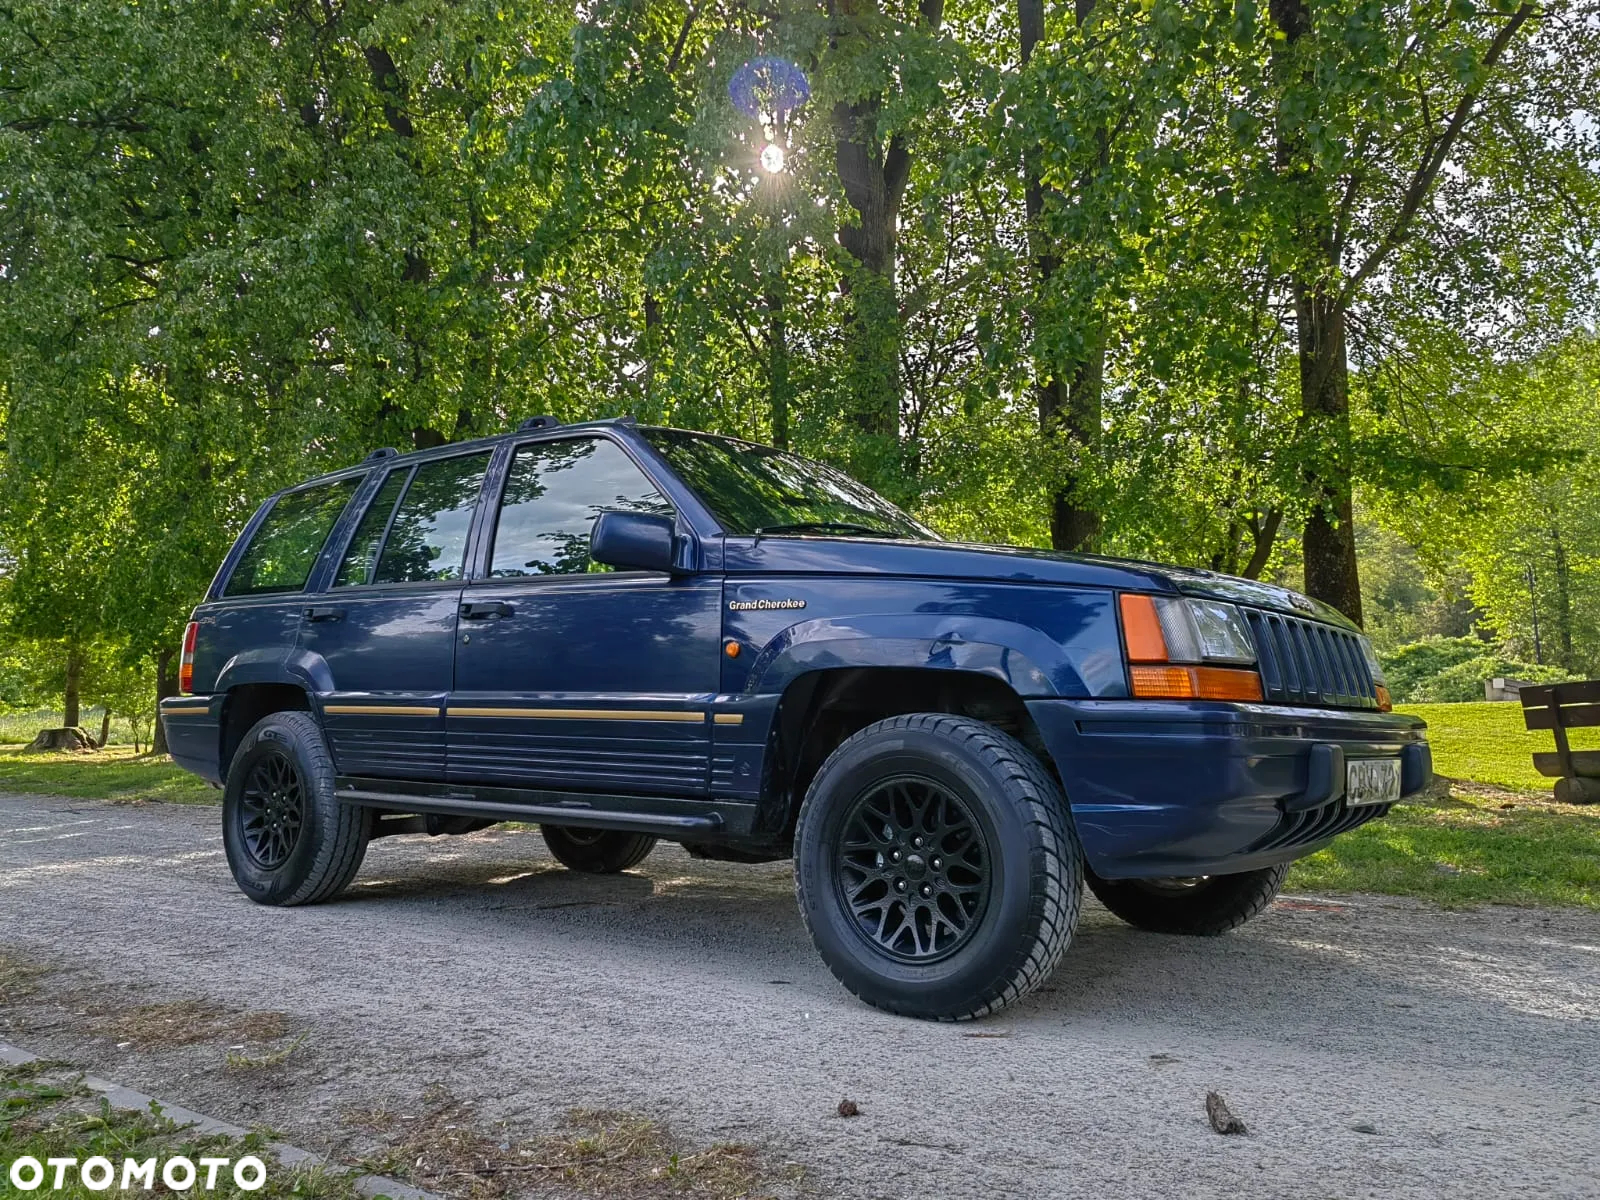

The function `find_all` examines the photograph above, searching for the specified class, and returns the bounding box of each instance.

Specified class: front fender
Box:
[741,613,1115,698]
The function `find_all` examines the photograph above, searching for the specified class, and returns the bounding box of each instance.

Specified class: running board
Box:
[333,776,753,838]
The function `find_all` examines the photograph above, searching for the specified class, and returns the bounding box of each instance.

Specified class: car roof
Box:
[278,417,658,494]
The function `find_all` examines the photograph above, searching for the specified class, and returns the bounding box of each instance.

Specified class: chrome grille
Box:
[1242,609,1379,709]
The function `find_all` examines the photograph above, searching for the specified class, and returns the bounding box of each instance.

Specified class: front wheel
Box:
[794,714,1082,1021]
[1087,864,1288,935]
[540,826,657,873]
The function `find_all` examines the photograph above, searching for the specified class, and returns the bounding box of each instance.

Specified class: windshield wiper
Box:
[753,521,904,542]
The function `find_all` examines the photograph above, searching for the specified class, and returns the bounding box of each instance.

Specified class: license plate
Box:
[1347,758,1401,807]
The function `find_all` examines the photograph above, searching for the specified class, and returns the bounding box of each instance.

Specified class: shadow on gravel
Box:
[308,828,1600,1077]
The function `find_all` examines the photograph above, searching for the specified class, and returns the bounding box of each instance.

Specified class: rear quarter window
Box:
[225,477,359,597]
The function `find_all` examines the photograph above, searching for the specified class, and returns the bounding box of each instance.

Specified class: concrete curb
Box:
[0,1042,439,1200]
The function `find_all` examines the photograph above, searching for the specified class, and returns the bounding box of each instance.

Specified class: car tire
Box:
[222,710,370,906]
[541,826,657,873]
[1086,864,1288,935]
[793,713,1082,1021]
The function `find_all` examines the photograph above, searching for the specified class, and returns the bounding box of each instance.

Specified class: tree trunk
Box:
[1294,286,1362,624]
[151,647,176,757]
[63,646,83,730]
[99,710,112,750]
[767,280,790,450]
[1551,522,1573,670]
[1020,0,1103,554]
[830,0,943,465]
[1271,0,1361,624]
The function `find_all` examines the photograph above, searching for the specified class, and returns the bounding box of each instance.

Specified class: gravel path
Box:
[2,791,1597,1199]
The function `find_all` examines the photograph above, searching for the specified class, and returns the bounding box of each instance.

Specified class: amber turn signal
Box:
[1375,684,1392,712]
[1129,664,1264,702]
[723,640,741,659]
[1118,593,1169,662]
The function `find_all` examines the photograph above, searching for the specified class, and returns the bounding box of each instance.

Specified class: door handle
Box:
[305,606,345,622]
[460,600,514,620]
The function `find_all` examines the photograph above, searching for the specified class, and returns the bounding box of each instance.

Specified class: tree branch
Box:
[1342,4,1534,300]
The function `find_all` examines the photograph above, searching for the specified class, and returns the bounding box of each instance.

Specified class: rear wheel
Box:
[1087,865,1288,935]
[540,826,657,873]
[222,710,370,906]
[794,714,1082,1021]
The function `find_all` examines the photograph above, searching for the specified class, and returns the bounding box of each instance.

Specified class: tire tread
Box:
[794,713,1082,1021]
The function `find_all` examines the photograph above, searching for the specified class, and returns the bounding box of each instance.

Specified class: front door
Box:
[447,435,721,795]
[302,450,492,780]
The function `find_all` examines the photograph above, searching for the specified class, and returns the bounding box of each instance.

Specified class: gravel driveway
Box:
[2,790,1597,1199]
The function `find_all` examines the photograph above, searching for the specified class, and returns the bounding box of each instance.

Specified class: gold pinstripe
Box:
[448,707,704,722]
[324,704,442,716]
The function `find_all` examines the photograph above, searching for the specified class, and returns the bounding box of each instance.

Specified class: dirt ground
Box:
[2,791,1597,1199]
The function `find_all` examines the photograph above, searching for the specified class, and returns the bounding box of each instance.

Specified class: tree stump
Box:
[26,727,98,752]
[1555,776,1600,805]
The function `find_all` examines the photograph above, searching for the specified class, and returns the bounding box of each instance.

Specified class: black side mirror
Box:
[590,510,679,573]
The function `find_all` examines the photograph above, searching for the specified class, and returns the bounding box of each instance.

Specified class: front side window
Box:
[225,477,359,596]
[371,453,490,584]
[640,429,935,539]
[490,438,673,577]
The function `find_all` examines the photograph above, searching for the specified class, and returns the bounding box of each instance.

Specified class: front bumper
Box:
[1027,699,1430,879]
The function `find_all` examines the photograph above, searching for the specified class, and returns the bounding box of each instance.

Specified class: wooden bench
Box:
[1521,680,1600,805]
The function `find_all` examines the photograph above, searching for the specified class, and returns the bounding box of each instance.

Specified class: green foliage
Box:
[1,0,1597,725]
[1412,657,1572,704]
[1380,636,1494,702]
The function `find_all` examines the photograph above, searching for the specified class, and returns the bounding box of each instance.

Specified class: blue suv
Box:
[161,418,1430,1020]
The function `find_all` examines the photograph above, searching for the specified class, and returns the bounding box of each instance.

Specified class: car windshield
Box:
[642,429,938,540]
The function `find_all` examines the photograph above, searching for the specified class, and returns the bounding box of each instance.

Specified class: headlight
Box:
[1157,598,1257,665]
[1118,594,1262,702]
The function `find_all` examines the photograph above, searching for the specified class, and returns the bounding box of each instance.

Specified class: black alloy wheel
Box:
[238,750,307,870]
[835,776,992,963]
[222,710,370,907]
[793,713,1083,1021]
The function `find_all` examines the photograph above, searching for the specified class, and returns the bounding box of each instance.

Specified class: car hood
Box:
[720,536,1359,630]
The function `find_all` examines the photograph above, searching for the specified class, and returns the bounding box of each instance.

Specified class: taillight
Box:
[178,621,198,695]
[1118,593,1263,702]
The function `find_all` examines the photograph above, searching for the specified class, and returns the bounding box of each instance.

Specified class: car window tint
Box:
[372,453,490,584]
[225,477,359,596]
[490,439,673,577]
[335,469,409,587]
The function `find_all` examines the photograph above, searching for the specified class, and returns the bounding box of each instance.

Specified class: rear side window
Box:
[225,478,358,597]
[489,438,672,577]
[372,453,490,584]
[334,469,409,587]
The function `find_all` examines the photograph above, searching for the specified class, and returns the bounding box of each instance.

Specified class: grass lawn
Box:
[0,745,216,805]
[1395,700,1600,793]
[0,1062,362,1200]
[1288,700,1600,909]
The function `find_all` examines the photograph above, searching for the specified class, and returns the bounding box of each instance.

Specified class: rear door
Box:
[301,449,493,780]
[198,475,364,692]
[447,434,721,795]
